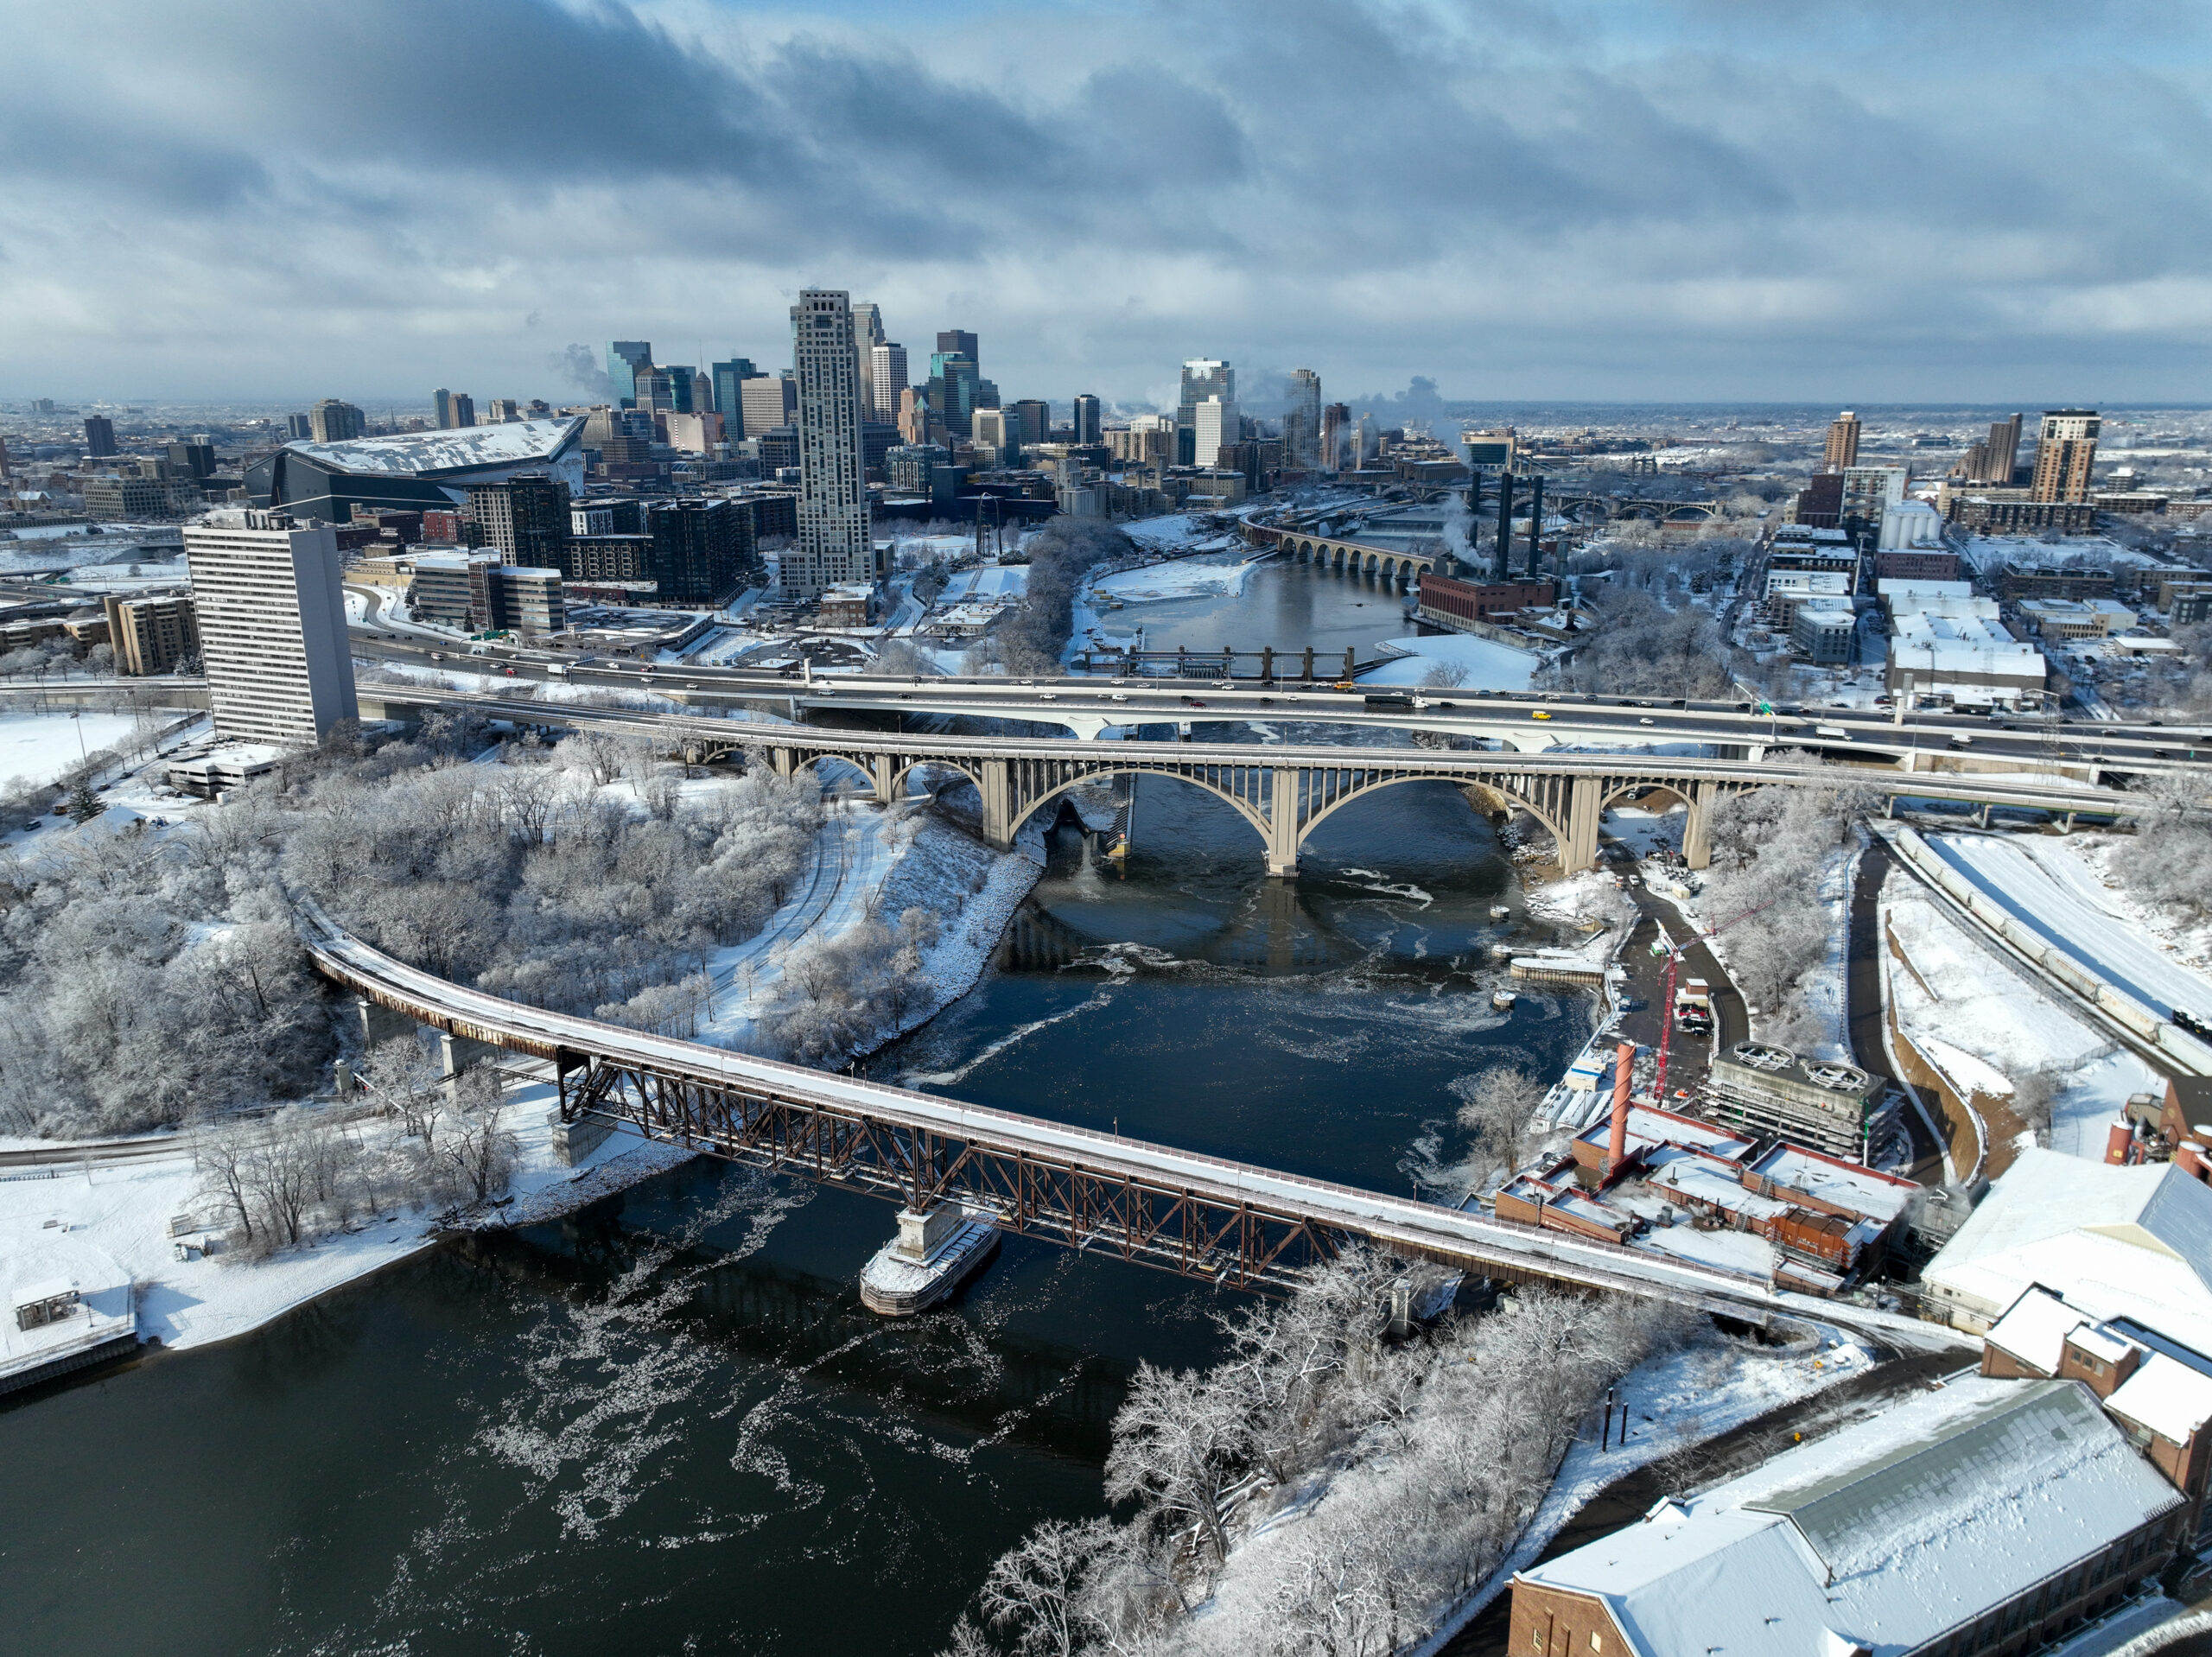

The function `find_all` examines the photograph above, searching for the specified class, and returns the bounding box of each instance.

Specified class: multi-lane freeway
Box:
[346,623,2212,783]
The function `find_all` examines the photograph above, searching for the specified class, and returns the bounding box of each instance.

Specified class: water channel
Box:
[1,562,1595,1657]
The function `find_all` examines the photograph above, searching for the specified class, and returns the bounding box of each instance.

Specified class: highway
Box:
[346,625,2212,781]
[300,907,1974,1352]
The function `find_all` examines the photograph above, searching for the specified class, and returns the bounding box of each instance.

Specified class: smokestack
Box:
[1606,1042,1634,1176]
[2106,1120,2134,1165]
[1526,474,1545,581]
[1493,470,1513,582]
[1461,473,1482,576]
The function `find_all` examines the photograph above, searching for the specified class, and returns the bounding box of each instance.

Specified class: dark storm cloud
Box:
[3,0,2210,401]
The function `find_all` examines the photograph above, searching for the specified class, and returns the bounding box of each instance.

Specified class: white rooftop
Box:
[1518,1376,2182,1657]
[1750,1145,1916,1224]
[285,417,584,477]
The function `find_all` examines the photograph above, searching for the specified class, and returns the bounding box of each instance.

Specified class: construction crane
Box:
[1646,897,1776,1107]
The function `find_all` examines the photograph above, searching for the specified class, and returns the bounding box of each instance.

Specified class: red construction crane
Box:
[1647,898,1775,1107]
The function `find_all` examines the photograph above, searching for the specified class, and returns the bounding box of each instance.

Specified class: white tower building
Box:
[183,509,359,745]
[1193,396,1240,470]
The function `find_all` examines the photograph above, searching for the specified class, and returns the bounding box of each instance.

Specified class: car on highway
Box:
[1638,716,1654,725]
[1109,693,1128,703]
[1531,710,1552,721]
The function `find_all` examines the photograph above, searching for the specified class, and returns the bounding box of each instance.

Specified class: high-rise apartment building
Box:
[789,289,871,597]
[82,416,118,458]
[1283,371,1322,468]
[1840,465,1907,534]
[868,343,909,423]
[284,413,315,440]
[712,359,760,422]
[2032,409,2101,503]
[1979,413,2023,485]
[1821,410,1861,472]
[182,510,359,745]
[645,498,750,605]
[1192,396,1239,470]
[101,593,200,676]
[309,400,365,444]
[1071,394,1102,447]
[464,477,571,567]
[740,374,798,438]
[607,341,653,409]
[448,393,476,430]
[1178,360,1234,466]
[1320,403,1350,471]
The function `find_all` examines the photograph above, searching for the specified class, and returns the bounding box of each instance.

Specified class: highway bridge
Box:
[363,689,2153,876]
[343,630,2212,782]
[299,907,1969,1350]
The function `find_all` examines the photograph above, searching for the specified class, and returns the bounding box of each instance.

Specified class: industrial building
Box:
[1414,571,1556,632]
[1879,579,2048,706]
[182,509,358,745]
[1703,1041,1880,1159]
[1510,1375,2185,1657]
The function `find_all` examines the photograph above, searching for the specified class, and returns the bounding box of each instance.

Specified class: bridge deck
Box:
[303,911,1969,1350]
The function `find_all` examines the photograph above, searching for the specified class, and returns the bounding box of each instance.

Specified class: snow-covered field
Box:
[1359,632,1537,691]
[1928,832,2212,1019]
[0,710,159,788]
[1883,885,2161,1163]
[1089,551,1258,605]
[1122,513,1239,556]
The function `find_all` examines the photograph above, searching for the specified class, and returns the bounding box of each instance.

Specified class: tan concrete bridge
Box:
[1246,524,1438,584]
[366,690,2149,878]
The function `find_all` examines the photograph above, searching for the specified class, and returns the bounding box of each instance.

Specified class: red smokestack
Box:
[1607,1042,1635,1176]
[2106,1121,2134,1165]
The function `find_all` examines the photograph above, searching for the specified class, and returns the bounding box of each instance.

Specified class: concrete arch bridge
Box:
[387,694,2145,879]
[1247,525,1438,585]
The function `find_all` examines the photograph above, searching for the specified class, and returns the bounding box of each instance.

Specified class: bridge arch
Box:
[1005,764,1272,847]
[890,756,984,802]
[1297,769,1573,859]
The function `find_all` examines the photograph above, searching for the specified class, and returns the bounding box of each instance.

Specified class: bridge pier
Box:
[1682,781,1715,871]
[1562,776,1605,872]
[979,758,1015,852]
[1267,765,1300,877]
[869,754,897,805]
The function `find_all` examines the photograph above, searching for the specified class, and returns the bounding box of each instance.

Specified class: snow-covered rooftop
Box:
[1749,1146,1916,1224]
[2108,1353,2212,1444]
[1986,1285,2091,1374]
[1518,1376,2181,1657]
[285,417,583,477]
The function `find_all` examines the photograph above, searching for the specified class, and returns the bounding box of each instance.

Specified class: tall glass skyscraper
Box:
[712,359,760,421]
[607,340,652,409]
[1177,359,1234,466]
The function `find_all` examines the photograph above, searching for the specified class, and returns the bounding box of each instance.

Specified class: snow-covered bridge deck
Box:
[302,911,1971,1352]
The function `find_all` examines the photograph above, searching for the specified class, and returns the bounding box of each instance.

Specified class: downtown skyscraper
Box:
[788,289,871,597]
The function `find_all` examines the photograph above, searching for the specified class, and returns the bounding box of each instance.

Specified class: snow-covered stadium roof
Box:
[1517,1376,2179,1657]
[283,417,584,478]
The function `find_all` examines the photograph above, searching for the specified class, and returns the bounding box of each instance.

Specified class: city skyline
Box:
[6,1,2211,406]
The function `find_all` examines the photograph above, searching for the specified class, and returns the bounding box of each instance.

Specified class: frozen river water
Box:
[1,559,1598,1656]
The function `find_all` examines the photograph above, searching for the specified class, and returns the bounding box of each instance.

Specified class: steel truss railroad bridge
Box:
[375,690,2144,876]
[301,911,1963,1349]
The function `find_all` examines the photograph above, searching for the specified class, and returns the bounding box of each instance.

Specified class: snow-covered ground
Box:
[0,1084,671,1353]
[1927,832,2212,1019]
[1122,513,1240,556]
[1358,631,1539,691]
[1883,885,2161,1163]
[1418,1328,1881,1654]
[0,709,156,789]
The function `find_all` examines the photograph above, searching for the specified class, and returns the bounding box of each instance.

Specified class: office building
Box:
[463,477,571,566]
[898,386,930,446]
[1282,371,1322,468]
[83,475,173,520]
[1071,394,1102,447]
[1790,602,1856,664]
[1009,399,1050,448]
[1192,396,1239,470]
[1459,426,1516,473]
[935,328,978,365]
[740,374,798,439]
[1820,409,1860,471]
[868,342,908,423]
[2033,409,2101,503]
[490,566,564,634]
[484,397,520,423]
[646,497,748,604]
[100,593,200,676]
[308,399,366,444]
[712,359,759,423]
[887,443,950,495]
[1320,403,1350,471]
[1177,359,1234,466]
[972,408,1014,464]
[929,351,979,438]
[664,411,723,455]
[167,441,216,481]
[83,415,118,458]
[283,413,314,440]
[445,392,475,430]
[788,290,871,597]
[248,417,588,523]
[853,302,887,352]
[433,389,458,429]
[607,341,652,409]
[182,509,359,745]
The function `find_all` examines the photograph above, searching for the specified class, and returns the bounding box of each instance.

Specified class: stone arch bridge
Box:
[1246,525,1437,586]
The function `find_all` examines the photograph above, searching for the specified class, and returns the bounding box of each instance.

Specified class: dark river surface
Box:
[0,564,1595,1657]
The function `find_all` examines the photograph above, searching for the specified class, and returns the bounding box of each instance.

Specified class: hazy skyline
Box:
[6,0,2210,408]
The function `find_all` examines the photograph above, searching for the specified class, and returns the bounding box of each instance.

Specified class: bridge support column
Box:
[1562,776,1605,872]
[1681,782,1714,871]
[1266,767,1300,878]
[980,759,1014,852]
[356,995,414,1050]
[870,755,897,805]
[439,1031,502,1103]
[770,747,795,779]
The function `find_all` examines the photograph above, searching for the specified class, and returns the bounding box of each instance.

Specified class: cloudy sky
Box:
[5,0,2210,410]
